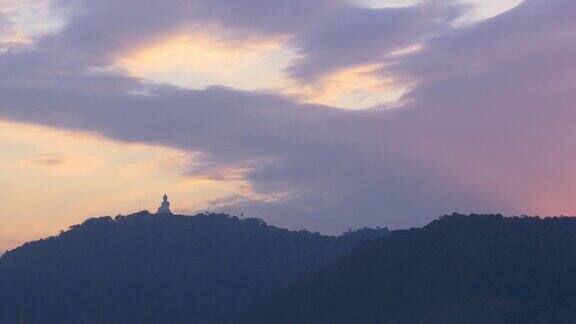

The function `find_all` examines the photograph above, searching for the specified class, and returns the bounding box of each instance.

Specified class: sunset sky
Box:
[1,0,575,251]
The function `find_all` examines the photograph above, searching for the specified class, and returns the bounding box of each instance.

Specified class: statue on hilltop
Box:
[157,194,172,215]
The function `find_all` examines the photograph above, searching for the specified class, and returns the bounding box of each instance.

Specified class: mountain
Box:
[0,211,388,324]
[247,214,576,324]
[6,212,576,324]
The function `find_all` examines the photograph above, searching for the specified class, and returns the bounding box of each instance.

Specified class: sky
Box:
[1,0,575,251]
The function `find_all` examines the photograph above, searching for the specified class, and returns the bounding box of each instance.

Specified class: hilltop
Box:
[0,211,388,323]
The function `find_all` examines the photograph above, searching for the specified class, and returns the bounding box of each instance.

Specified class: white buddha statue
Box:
[157,194,172,215]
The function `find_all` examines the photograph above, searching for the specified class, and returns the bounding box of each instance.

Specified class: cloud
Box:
[283,63,407,109]
[2,0,576,234]
[35,1,468,109]
[0,0,64,46]
[46,0,338,62]
[287,3,464,83]
[0,11,9,29]
[379,0,576,214]
[0,46,488,231]
[117,32,295,92]
[26,152,68,166]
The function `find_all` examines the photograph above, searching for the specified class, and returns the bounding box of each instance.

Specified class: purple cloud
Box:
[47,0,338,63]
[287,2,465,83]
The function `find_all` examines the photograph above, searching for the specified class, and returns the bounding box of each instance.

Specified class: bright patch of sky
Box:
[456,0,525,26]
[354,0,524,21]
[280,64,408,110]
[352,0,419,9]
[0,120,254,251]
[119,33,297,92]
[0,0,64,49]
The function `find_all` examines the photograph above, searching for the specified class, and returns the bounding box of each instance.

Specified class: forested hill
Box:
[6,213,576,324]
[247,214,576,324]
[0,211,388,324]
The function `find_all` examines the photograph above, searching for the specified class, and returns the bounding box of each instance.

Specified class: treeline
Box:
[247,213,576,323]
[0,211,388,323]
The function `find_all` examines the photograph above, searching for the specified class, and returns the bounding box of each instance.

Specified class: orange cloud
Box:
[118,33,295,91]
[281,64,408,109]
[117,32,408,110]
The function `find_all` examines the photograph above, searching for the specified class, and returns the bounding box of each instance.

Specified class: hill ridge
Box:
[0,211,389,323]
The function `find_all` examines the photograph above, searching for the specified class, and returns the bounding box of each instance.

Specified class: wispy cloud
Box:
[25,152,68,166]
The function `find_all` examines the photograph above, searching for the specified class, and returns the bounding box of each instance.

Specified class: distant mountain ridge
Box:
[0,211,388,323]
[247,213,576,324]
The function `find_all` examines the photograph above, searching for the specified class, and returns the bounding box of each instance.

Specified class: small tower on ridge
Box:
[156,194,172,215]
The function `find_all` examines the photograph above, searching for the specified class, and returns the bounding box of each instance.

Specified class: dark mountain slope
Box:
[0,211,388,324]
[248,214,576,324]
